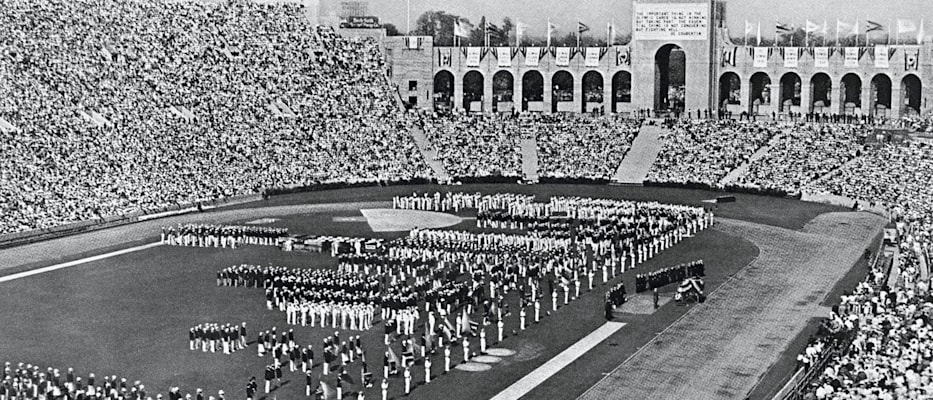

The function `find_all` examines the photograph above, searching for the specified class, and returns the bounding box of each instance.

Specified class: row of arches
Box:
[719,72,923,115]
[433,70,633,113]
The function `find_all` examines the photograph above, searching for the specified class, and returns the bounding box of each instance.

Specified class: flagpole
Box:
[835,19,839,47]
[547,18,551,48]
[744,20,748,47]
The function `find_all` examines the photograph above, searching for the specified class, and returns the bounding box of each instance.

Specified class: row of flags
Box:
[721,45,921,71]
[436,46,631,67]
[452,18,624,47]
[743,18,926,46]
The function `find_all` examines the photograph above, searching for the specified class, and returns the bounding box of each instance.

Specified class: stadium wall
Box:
[386,0,932,117]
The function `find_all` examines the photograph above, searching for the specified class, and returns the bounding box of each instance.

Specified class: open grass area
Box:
[0,184,860,400]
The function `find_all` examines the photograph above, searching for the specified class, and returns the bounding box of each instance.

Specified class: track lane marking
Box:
[490,321,626,400]
[0,242,164,284]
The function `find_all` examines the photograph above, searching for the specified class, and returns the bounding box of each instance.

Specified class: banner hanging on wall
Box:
[525,47,541,66]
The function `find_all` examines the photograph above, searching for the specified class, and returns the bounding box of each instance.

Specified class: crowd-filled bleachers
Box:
[646,120,775,185]
[733,124,867,194]
[410,111,522,178]
[0,0,430,234]
[533,115,641,180]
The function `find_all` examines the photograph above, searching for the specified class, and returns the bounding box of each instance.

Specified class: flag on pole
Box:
[918,20,925,44]
[454,19,469,38]
[776,22,792,33]
[836,20,857,45]
[805,20,821,33]
[578,21,590,34]
[547,19,558,47]
[608,20,616,46]
[865,20,884,33]
[516,20,529,45]
[898,19,917,34]
[744,20,755,46]
[757,21,762,46]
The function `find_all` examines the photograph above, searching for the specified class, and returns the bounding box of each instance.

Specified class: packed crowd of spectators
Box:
[533,115,641,180]
[410,111,522,179]
[0,0,430,235]
[734,124,868,194]
[646,120,775,185]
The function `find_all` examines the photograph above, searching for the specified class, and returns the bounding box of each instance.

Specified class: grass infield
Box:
[0,184,854,400]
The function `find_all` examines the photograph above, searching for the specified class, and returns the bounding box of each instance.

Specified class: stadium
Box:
[0,0,930,400]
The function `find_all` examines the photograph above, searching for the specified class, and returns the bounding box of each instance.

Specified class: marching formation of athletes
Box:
[188,323,248,354]
[172,192,713,399]
[635,260,706,293]
[392,192,534,214]
[162,224,288,248]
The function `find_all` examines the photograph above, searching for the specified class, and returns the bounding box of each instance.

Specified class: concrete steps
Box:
[611,124,663,184]
[520,137,539,182]
[409,126,451,183]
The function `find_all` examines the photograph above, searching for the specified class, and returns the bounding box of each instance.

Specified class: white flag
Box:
[805,20,821,33]
[454,20,468,38]
[918,20,925,44]
[745,20,755,35]
[898,19,917,34]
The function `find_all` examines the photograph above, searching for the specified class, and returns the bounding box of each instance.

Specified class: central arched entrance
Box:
[463,71,484,113]
[582,71,603,113]
[552,70,574,113]
[522,71,544,112]
[492,71,514,113]
[433,71,454,110]
[654,44,685,112]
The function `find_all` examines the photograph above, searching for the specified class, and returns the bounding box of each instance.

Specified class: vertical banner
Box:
[437,48,452,67]
[584,47,601,67]
[844,47,859,68]
[525,47,541,66]
[814,47,829,68]
[555,47,571,66]
[615,47,631,66]
[905,49,920,71]
[783,47,798,68]
[753,47,768,68]
[497,47,512,67]
[721,46,737,67]
[466,47,481,67]
[874,46,889,68]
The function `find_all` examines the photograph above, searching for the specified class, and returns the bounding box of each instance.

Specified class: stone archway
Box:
[463,71,484,113]
[522,71,544,112]
[612,71,632,113]
[552,70,574,113]
[840,73,862,114]
[718,72,741,110]
[655,44,685,112]
[433,70,454,110]
[810,73,832,113]
[582,71,604,113]
[492,70,514,113]
[870,74,892,117]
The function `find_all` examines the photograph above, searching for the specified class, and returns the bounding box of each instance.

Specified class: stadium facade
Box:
[380,0,932,117]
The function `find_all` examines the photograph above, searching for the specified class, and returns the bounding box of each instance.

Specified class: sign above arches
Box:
[633,2,709,41]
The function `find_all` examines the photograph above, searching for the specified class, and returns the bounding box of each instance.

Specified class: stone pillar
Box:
[543,72,553,114]
[514,72,523,112]
[800,83,811,114]
[573,73,584,113]
[603,74,613,113]
[740,78,751,115]
[892,87,904,118]
[769,83,779,117]
[454,73,464,111]
[860,82,871,116]
[483,72,494,113]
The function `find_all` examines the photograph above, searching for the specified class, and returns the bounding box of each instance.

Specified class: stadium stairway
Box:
[409,126,451,183]
[611,123,663,184]
[520,137,540,182]
[719,133,785,186]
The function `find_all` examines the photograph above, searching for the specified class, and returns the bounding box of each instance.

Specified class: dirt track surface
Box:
[0,201,390,274]
[578,212,886,400]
